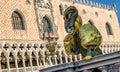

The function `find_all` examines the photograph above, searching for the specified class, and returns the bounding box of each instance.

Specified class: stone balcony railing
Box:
[0,40,119,72]
[40,51,120,72]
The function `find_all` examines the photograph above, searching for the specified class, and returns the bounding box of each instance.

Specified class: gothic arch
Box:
[59,4,64,15]
[42,15,52,24]
[17,52,23,67]
[11,9,27,30]
[9,52,15,68]
[1,52,6,69]
[42,15,53,33]
[105,22,113,35]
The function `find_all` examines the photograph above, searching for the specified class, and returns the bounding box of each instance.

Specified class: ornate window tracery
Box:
[12,11,25,30]
[42,17,53,33]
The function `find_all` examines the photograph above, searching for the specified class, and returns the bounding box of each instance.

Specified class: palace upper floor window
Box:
[95,12,98,16]
[82,9,86,14]
[59,4,64,15]
[88,20,94,25]
[42,16,53,33]
[12,11,26,30]
[105,22,113,35]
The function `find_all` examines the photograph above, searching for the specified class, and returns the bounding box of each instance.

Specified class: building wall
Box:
[0,0,120,42]
[51,0,120,42]
[0,0,40,40]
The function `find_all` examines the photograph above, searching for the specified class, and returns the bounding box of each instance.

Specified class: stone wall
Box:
[0,0,120,42]
[51,0,120,42]
[0,0,40,40]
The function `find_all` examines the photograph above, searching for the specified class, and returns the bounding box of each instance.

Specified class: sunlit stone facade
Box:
[51,0,120,42]
[0,0,120,72]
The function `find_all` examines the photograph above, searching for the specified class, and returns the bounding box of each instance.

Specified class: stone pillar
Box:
[20,52,26,72]
[78,54,82,60]
[14,55,19,72]
[59,55,63,64]
[104,46,108,54]
[4,51,11,72]
[69,55,73,62]
[33,51,40,69]
[36,56,40,69]
[39,57,42,66]
[74,55,77,61]
[22,57,26,72]
[6,57,11,72]
[29,56,33,72]
[64,55,68,63]
[27,50,33,72]
[12,52,19,72]
[0,51,2,72]
[42,56,46,66]
[48,56,52,66]
[54,55,57,65]
[0,56,1,72]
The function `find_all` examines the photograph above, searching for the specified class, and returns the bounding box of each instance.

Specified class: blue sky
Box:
[90,0,120,25]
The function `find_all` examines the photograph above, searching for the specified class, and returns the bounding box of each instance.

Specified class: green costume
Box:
[63,6,102,61]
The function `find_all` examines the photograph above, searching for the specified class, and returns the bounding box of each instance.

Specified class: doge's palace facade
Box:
[0,0,120,72]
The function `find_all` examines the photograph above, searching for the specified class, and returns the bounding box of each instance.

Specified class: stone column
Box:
[22,57,26,72]
[42,56,46,66]
[6,57,11,72]
[14,55,19,72]
[78,54,82,60]
[59,55,63,64]
[29,56,33,72]
[4,51,10,72]
[54,55,57,65]
[20,52,26,72]
[48,56,52,66]
[12,51,19,72]
[64,55,68,63]
[36,56,40,69]
[74,55,77,61]
[69,55,73,62]
[62,51,68,63]
[33,51,40,69]
[39,57,41,66]
[27,50,33,72]
[104,46,108,54]
[0,56,1,72]
[0,51,2,72]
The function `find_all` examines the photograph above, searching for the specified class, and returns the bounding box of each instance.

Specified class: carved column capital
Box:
[11,51,18,58]
[33,51,38,56]
[4,52,10,58]
[26,51,32,57]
